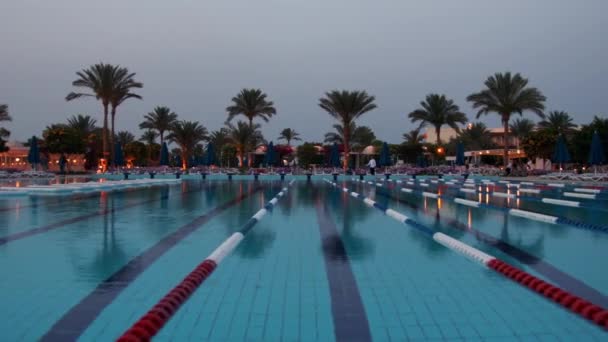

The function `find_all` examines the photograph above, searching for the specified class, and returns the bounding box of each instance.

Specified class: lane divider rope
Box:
[331,179,608,329]
[117,180,295,341]
[356,179,608,236]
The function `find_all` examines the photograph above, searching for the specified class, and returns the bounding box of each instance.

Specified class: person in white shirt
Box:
[367,158,377,175]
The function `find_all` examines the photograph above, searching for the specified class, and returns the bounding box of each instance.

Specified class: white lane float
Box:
[433,233,494,265]
[519,188,541,194]
[509,209,559,224]
[541,197,580,207]
[563,192,596,200]
[573,188,601,194]
[454,198,481,208]
[492,192,516,199]
[422,192,439,198]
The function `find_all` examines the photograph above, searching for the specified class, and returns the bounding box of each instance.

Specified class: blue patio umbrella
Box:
[379,142,391,167]
[329,143,341,168]
[264,141,275,167]
[159,142,169,166]
[27,136,40,169]
[204,143,216,166]
[455,141,466,166]
[113,142,125,167]
[59,154,67,173]
[552,135,570,169]
[588,131,605,171]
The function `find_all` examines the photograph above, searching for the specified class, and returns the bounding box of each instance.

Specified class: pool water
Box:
[0,177,606,341]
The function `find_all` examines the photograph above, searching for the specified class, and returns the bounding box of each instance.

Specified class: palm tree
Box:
[0,104,11,152]
[109,70,143,154]
[319,90,377,169]
[0,104,10,122]
[403,128,425,146]
[116,131,135,147]
[226,121,265,167]
[278,128,301,146]
[457,122,495,150]
[140,130,158,145]
[467,72,546,165]
[167,121,209,169]
[324,123,376,151]
[226,88,277,127]
[408,94,467,147]
[66,63,132,160]
[509,118,536,148]
[140,130,158,161]
[139,106,178,146]
[67,114,97,134]
[538,111,577,136]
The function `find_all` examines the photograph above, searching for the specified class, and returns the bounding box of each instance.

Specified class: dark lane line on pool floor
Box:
[315,196,372,342]
[362,182,608,308]
[41,185,265,342]
[0,182,214,246]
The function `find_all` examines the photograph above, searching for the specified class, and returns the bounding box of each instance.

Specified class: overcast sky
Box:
[1,0,607,144]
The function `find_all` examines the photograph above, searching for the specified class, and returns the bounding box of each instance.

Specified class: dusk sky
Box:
[1,0,607,144]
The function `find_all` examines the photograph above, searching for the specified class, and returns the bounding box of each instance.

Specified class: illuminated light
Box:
[516,198,521,208]
[485,150,490,154]
[485,193,489,204]
[478,193,482,203]
[467,209,472,229]
[517,149,521,154]
[15,158,20,162]
[437,198,442,209]
[436,147,444,154]
[582,166,586,170]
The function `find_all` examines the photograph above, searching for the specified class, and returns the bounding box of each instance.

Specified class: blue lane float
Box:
[117,180,295,341]
[357,178,608,234]
[326,179,608,329]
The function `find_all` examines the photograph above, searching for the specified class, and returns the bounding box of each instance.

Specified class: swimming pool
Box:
[0,176,606,341]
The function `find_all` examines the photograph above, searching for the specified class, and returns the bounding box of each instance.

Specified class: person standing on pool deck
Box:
[367,157,377,175]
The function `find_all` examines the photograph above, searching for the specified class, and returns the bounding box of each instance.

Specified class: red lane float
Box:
[117,182,294,341]
[116,260,217,341]
[487,259,608,329]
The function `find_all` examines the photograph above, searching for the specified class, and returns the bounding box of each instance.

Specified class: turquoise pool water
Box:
[0,176,606,341]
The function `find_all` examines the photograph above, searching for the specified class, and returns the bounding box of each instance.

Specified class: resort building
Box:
[423,126,521,148]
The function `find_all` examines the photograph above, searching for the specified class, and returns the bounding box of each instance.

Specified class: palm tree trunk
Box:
[159,131,164,146]
[102,103,109,169]
[435,126,442,146]
[181,151,187,170]
[343,121,350,170]
[502,115,510,166]
[110,106,116,165]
